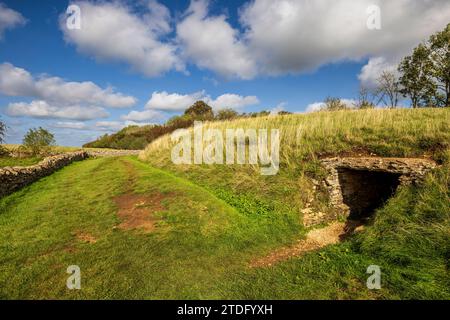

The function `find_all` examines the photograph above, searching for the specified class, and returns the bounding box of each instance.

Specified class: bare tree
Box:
[376,70,401,108]
[323,97,348,111]
[354,85,376,109]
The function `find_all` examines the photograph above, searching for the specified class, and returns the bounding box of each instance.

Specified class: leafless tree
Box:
[376,70,401,108]
[354,85,376,109]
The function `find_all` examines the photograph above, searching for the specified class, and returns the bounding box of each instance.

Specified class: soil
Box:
[113,193,170,233]
[75,232,97,244]
[250,222,349,268]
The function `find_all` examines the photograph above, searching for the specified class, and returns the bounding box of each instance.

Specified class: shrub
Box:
[323,97,348,111]
[216,108,239,120]
[184,101,214,120]
[23,127,56,155]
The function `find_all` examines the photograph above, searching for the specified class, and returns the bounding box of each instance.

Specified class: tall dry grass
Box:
[140,108,450,170]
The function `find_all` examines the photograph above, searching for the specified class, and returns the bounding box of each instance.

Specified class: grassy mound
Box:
[138,108,450,299]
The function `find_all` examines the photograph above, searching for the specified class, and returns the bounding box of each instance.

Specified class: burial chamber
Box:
[320,157,437,219]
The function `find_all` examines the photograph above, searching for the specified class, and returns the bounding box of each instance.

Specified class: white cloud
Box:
[269,102,287,116]
[6,100,109,120]
[358,56,399,88]
[207,94,259,110]
[176,0,257,79]
[145,90,259,111]
[95,121,125,131]
[0,63,136,108]
[0,3,26,39]
[240,0,450,77]
[52,121,89,130]
[145,91,205,111]
[55,0,450,81]
[306,99,356,113]
[121,109,164,122]
[94,120,153,132]
[60,1,183,77]
[305,102,326,113]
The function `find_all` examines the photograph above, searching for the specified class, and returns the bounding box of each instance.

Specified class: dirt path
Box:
[114,159,173,233]
[250,222,348,268]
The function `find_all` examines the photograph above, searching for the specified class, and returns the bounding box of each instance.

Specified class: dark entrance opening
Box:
[337,168,401,219]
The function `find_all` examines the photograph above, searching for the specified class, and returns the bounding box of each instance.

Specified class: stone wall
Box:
[86,149,141,157]
[0,151,89,198]
[320,157,438,217]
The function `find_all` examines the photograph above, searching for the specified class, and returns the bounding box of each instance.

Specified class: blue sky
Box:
[0,0,449,146]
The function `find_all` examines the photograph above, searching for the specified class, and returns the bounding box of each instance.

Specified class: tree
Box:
[0,118,6,156]
[216,108,238,120]
[429,23,450,107]
[375,71,401,108]
[0,118,5,144]
[23,127,56,155]
[354,85,376,109]
[398,43,436,108]
[184,101,214,120]
[323,97,348,111]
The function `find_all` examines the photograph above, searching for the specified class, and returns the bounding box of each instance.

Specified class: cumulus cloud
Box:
[176,0,257,79]
[60,1,183,77]
[95,120,152,131]
[95,121,125,131]
[358,56,400,88]
[0,63,136,108]
[55,0,450,80]
[207,93,259,110]
[179,0,450,79]
[145,90,259,111]
[6,100,109,120]
[269,102,287,116]
[145,91,205,111]
[0,3,26,39]
[121,109,164,122]
[240,0,450,77]
[52,121,89,130]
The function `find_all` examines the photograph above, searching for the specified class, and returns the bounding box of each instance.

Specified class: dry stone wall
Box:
[86,149,141,157]
[0,151,88,198]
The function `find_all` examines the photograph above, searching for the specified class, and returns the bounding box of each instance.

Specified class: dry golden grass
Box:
[140,108,450,169]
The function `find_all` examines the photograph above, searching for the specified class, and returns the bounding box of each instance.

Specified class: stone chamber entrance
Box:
[320,157,437,223]
[337,168,401,219]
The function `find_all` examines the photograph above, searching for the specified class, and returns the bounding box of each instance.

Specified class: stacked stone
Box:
[320,157,438,217]
[86,150,141,157]
[0,151,88,198]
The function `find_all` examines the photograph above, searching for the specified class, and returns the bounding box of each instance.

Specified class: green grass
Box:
[0,156,42,167]
[0,156,304,299]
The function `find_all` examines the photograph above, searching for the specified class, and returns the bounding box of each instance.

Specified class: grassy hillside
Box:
[83,125,161,150]
[138,108,450,299]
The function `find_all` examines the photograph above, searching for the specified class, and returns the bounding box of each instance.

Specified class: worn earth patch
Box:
[250,222,347,268]
[75,232,97,244]
[114,193,172,233]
